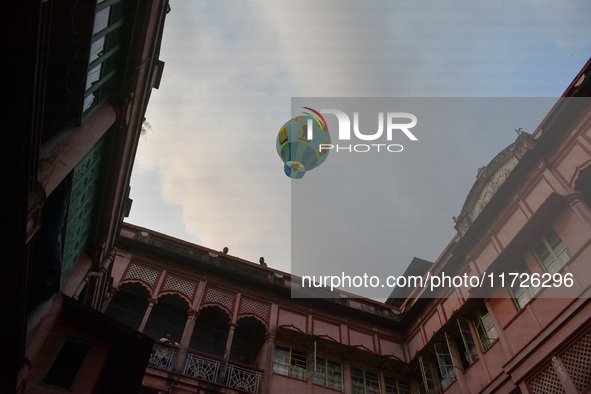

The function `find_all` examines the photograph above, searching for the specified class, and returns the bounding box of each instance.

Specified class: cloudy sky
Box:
[127,0,590,298]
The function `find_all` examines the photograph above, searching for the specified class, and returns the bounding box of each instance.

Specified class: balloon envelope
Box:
[276,115,330,179]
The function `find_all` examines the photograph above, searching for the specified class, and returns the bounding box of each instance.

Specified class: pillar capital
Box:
[265,330,276,342]
[187,309,200,320]
[566,191,584,206]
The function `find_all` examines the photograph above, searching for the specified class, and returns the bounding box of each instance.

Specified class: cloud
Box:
[129,0,591,284]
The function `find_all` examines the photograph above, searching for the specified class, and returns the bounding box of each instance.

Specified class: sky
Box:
[127,0,591,299]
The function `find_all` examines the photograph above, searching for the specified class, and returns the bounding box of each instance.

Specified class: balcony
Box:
[148,343,177,370]
[225,364,264,393]
[148,344,264,393]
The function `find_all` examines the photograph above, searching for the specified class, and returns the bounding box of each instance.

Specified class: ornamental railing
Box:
[182,352,222,383]
[225,363,263,393]
[148,344,177,371]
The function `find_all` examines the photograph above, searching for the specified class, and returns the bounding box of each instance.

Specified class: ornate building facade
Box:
[6,5,590,392]
[103,59,591,394]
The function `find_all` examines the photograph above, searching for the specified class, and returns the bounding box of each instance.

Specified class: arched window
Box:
[190,307,230,358]
[230,317,266,366]
[105,282,150,330]
[143,294,189,344]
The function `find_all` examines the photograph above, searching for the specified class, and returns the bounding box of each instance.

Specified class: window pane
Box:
[533,229,570,274]
[474,305,498,351]
[457,317,478,367]
[273,346,290,375]
[290,349,307,380]
[352,367,380,394]
[326,360,342,390]
[93,7,111,35]
[351,368,366,394]
[509,261,541,310]
[273,349,289,373]
[365,370,380,393]
[385,376,411,394]
[313,357,326,385]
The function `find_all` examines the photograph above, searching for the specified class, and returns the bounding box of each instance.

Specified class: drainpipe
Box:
[72,248,117,309]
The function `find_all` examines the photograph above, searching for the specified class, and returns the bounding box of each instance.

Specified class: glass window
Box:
[351,367,380,394]
[82,0,126,119]
[473,304,498,351]
[313,357,343,390]
[456,317,478,368]
[418,356,437,394]
[434,340,456,391]
[508,261,540,310]
[533,229,570,275]
[273,346,307,380]
[385,376,411,394]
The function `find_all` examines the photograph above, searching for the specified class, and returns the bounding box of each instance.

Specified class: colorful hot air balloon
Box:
[276,110,331,179]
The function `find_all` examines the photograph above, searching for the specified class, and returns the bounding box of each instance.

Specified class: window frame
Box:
[351,367,381,394]
[42,337,92,390]
[507,260,541,310]
[472,304,498,352]
[456,317,478,368]
[82,0,128,121]
[418,356,437,394]
[532,228,571,275]
[384,375,412,394]
[434,335,456,391]
[273,346,307,380]
[313,356,343,391]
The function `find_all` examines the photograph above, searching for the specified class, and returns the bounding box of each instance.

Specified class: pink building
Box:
[102,59,591,394]
[8,3,590,391]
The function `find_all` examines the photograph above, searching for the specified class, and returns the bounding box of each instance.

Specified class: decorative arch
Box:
[238,296,270,327]
[197,304,232,322]
[118,279,153,297]
[160,273,197,302]
[200,286,236,317]
[574,163,591,210]
[236,313,268,330]
[571,160,591,189]
[105,282,150,331]
[230,316,267,366]
[122,262,161,293]
[156,289,192,308]
[143,293,189,343]
[190,305,231,358]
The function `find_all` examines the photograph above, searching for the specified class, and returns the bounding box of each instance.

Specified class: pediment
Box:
[454,131,534,236]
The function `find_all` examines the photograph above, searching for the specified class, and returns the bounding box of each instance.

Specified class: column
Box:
[220,323,237,383]
[222,292,241,375]
[173,310,199,372]
[342,359,352,394]
[138,298,157,333]
[261,330,276,394]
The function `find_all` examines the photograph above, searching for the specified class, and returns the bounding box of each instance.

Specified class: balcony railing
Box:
[147,345,263,393]
[183,352,222,383]
[148,344,177,371]
[225,364,263,393]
